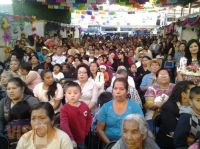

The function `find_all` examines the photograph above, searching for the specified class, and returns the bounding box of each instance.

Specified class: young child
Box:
[91,92,112,131]
[99,65,110,88]
[60,81,92,149]
[53,64,64,81]
[129,63,140,90]
[163,54,175,82]
[174,86,200,148]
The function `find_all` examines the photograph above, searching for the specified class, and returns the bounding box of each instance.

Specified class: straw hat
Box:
[149,59,161,66]
[41,46,50,52]
[24,45,34,51]
[68,48,79,56]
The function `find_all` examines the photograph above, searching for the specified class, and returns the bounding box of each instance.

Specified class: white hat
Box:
[156,55,164,59]
[117,65,127,71]
[99,65,106,70]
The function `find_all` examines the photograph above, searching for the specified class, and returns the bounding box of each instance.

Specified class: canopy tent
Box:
[12,0,71,24]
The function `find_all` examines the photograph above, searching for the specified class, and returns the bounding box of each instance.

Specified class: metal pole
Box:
[189,3,192,14]
[181,6,183,17]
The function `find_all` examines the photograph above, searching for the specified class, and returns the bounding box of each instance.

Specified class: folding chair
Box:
[104,141,116,149]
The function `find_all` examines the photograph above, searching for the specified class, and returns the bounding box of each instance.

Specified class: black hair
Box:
[130,63,137,68]
[74,56,83,63]
[90,62,99,79]
[41,70,57,100]
[66,55,74,60]
[116,69,128,79]
[53,64,62,71]
[20,62,32,72]
[29,54,39,61]
[113,78,129,91]
[97,92,112,107]
[163,80,194,103]
[118,51,125,58]
[185,39,200,65]
[10,53,21,61]
[77,63,91,78]
[64,81,81,93]
[142,56,152,60]
[31,102,54,121]
[61,63,72,70]
[156,68,170,78]
[8,77,33,96]
[179,42,186,48]
[74,53,81,58]
[9,100,31,120]
[190,86,200,100]
[90,61,99,67]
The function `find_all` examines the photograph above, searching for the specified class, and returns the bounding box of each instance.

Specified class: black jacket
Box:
[174,113,191,149]
[156,101,179,149]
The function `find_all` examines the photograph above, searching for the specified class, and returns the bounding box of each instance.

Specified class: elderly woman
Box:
[16,102,73,149]
[75,63,99,109]
[97,78,143,145]
[112,114,159,149]
[0,71,14,99]
[0,77,39,134]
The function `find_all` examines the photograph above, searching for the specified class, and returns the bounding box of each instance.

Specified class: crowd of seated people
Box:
[0,32,200,149]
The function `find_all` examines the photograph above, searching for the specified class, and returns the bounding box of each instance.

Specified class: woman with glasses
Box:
[144,68,175,132]
[74,63,99,110]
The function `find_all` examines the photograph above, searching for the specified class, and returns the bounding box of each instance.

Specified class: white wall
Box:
[32,20,46,37]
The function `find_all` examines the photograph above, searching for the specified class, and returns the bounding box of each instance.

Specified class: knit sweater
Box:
[60,101,92,144]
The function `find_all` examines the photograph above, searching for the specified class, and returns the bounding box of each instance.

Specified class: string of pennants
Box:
[24,0,197,10]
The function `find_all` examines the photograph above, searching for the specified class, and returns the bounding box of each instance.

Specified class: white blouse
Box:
[75,78,99,105]
[33,82,63,112]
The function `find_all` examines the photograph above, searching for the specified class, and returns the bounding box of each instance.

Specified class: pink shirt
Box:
[26,71,42,90]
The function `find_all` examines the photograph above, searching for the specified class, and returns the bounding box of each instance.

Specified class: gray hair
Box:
[116,69,128,78]
[1,70,14,86]
[121,114,153,139]
[1,70,14,80]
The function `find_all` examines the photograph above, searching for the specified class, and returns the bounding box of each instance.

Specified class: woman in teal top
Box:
[97,78,143,145]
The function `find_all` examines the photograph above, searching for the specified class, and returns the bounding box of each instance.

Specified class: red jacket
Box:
[60,101,92,144]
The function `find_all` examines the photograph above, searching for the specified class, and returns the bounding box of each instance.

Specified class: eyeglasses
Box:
[78,71,87,74]
[158,74,169,77]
